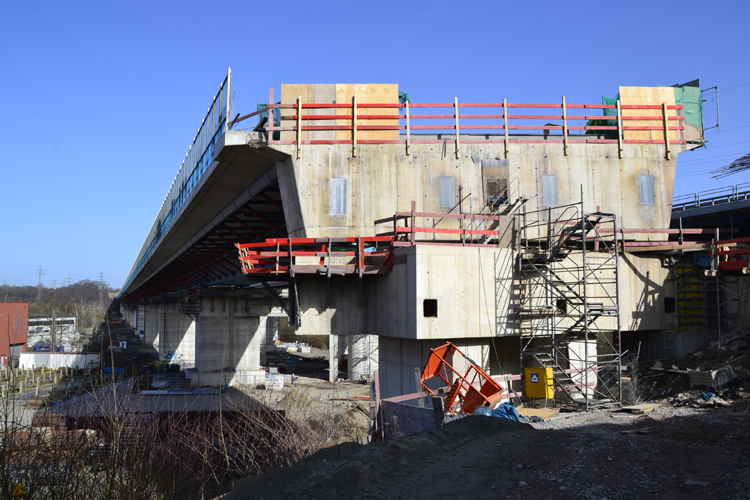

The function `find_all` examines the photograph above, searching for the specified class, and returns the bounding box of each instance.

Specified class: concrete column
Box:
[136,306,145,335]
[328,334,339,382]
[159,302,196,367]
[327,334,348,382]
[346,334,378,382]
[143,304,159,346]
[259,317,279,366]
[190,295,265,387]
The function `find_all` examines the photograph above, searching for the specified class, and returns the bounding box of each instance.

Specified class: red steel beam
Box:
[244,207,288,236]
[196,243,239,275]
[260,192,285,212]
[232,216,269,240]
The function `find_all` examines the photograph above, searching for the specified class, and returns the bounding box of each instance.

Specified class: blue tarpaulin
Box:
[473,403,520,422]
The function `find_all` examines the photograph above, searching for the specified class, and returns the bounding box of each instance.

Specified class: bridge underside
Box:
[124,134,290,300]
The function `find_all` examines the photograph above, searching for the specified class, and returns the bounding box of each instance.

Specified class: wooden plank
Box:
[617,403,660,414]
[296,97,302,159]
[352,94,357,157]
[663,102,671,160]
[517,407,559,419]
[625,243,710,253]
[503,99,509,158]
[616,99,623,158]
[454,97,460,159]
[405,100,411,155]
[562,95,568,156]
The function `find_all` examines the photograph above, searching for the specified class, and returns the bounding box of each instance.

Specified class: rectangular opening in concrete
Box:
[423,299,438,318]
[664,297,675,314]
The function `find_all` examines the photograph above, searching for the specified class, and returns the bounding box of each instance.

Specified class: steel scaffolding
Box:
[516,200,623,410]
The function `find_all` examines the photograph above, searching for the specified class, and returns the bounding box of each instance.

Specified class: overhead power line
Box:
[707,124,750,134]
[721,81,750,92]
[678,152,750,167]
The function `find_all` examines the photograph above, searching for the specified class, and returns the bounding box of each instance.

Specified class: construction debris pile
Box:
[224,402,750,500]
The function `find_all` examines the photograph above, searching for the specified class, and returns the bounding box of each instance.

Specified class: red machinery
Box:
[420,342,504,415]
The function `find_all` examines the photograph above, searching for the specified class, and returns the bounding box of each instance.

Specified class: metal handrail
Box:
[672,182,750,211]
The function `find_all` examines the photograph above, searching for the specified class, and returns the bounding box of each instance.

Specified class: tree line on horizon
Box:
[1,280,117,331]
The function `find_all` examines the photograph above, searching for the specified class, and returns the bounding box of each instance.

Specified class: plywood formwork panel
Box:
[280,84,338,143]
[335,84,399,142]
[619,86,679,142]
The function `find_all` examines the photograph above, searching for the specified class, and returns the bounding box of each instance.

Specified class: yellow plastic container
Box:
[525,367,554,399]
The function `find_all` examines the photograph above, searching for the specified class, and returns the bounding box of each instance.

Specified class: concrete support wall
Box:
[190,295,264,388]
[296,245,514,340]
[159,302,196,366]
[274,142,689,242]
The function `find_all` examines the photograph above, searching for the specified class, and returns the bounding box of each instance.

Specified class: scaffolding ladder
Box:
[515,201,623,410]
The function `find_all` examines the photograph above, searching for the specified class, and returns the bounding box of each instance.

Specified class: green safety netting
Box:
[586,86,703,140]
[585,94,619,137]
[673,85,703,138]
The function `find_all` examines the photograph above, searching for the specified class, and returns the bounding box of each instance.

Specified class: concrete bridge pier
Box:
[187,295,266,388]
[259,317,279,366]
[158,302,196,367]
[142,304,159,346]
[135,305,145,337]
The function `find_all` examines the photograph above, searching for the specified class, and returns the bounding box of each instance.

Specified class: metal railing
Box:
[121,70,232,294]
[672,182,750,211]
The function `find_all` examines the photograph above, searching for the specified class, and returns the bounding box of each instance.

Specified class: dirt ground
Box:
[223,403,750,500]
[223,347,750,500]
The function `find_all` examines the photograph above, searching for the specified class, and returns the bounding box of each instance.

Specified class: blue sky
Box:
[1,0,748,289]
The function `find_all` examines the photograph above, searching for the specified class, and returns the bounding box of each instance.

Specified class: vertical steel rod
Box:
[352,94,358,158]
